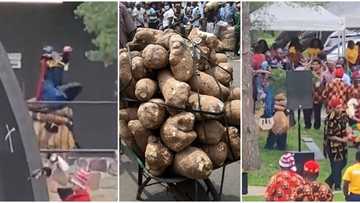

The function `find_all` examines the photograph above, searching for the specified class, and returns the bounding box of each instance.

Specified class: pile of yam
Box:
[119,28,240,179]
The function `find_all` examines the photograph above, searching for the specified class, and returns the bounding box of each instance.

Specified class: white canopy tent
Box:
[326,2,360,29]
[250,2,346,56]
[250,2,345,31]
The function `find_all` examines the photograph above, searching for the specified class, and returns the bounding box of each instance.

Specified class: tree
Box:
[74,2,117,66]
[242,2,261,171]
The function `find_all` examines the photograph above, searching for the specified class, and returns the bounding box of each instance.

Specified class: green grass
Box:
[247,120,358,187]
[243,193,345,201]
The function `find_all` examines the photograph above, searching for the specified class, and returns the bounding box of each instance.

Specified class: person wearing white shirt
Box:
[132,3,146,27]
[162,4,174,29]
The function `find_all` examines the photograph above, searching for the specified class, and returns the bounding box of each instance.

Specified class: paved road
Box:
[119,56,240,201]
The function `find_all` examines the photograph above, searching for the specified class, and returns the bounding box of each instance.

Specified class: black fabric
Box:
[303,103,322,129]
[264,131,287,150]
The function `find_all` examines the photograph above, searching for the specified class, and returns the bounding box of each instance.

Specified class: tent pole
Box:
[338,31,341,58]
[343,29,346,57]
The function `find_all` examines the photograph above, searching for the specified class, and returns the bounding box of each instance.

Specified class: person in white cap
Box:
[264,152,305,201]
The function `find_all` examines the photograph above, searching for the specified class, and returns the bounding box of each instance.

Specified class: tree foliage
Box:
[74,2,117,66]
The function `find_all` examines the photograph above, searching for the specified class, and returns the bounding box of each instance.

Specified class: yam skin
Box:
[206,63,233,86]
[156,29,178,49]
[202,141,228,167]
[225,100,240,126]
[215,53,228,64]
[173,147,213,179]
[119,51,132,88]
[128,120,153,155]
[119,120,136,148]
[135,78,157,101]
[160,112,197,152]
[131,56,148,80]
[158,70,191,108]
[142,44,169,70]
[145,136,173,176]
[224,127,240,161]
[119,107,138,122]
[137,99,166,129]
[228,87,240,100]
[188,28,219,50]
[188,71,229,99]
[195,120,225,144]
[169,34,194,82]
[128,28,163,50]
[188,92,224,119]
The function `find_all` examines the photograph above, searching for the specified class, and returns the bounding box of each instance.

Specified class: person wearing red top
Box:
[322,67,349,111]
[264,152,305,201]
[293,160,333,201]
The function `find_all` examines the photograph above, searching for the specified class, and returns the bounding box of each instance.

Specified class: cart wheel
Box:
[172,179,210,201]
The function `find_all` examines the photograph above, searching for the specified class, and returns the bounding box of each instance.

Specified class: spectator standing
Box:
[346,40,358,69]
[264,152,305,201]
[343,150,360,201]
[303,59,325,129]
[132,2,146,27]
[293,160,333,201]
[191,2,201,27]
[162,3,175,29]
[119,3,136,49]
[304,38,323,59]
[323,97,349,190]
[146,3,158,29]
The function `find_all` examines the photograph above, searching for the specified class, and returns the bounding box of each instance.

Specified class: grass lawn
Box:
[243,118,358,201]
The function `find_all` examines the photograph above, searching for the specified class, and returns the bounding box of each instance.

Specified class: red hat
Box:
[329,97,342,109]
[304,160,320,174]
[335,68,344,78]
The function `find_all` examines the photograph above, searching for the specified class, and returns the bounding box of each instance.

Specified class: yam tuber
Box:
[158,70,191,108]
[225,100,240,126]
[224,127,240,161]
[228,87,240,100]
[128,28,163,50]
[137,99,166,129]
[169,34,194,81]
[215,53,228,64]
[119,51,132,88]
[206,63,233,86]
[119,107,138,122]
[119,120,136,149]
[131,56,148,80]
[142,44,169,69]
[195,120,225,144]
[173,147,213,179]
[128,120,153,155]
[188,92,224,119]
[202,141,228,167]
[188,71,229,99]
[160,112,197,152]
[145,136,173,176]
[135,78,157,101]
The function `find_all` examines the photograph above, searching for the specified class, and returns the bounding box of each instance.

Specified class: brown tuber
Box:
[195,120,225,144]
[158,70,191,108]
[188,92,224,119]
[225,100,240,126]
[142,44,169,69]
[145,136,173,176]
[202,141,228,167]
[137,99,166,129]
[128,120,153,155]
[160,112,197,152]
[119,107,138,122]
[169,34,194,81]
[173,147,213,179]
[224,127,240,161]
[135,78,157,101]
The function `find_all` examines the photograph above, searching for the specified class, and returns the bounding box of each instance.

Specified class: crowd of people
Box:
[119,1,240,55]
[252,36,360,201]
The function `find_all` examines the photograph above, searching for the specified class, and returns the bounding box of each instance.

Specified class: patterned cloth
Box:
[265,170,305,201]
[323,109,349,161]
[293,181,333,201]
[322,79,349,110]
[347,85,360,119]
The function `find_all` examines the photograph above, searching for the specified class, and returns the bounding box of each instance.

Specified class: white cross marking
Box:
[5,124,16,153]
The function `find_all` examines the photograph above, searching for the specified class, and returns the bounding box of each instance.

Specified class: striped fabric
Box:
[279,152,296,172]
[71,169,90,189]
